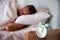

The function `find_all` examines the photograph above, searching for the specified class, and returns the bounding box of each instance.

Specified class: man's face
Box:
[18,7,30,16]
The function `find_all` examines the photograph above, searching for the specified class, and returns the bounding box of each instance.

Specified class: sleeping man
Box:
[1,0,50,32]
[5,5,37,31]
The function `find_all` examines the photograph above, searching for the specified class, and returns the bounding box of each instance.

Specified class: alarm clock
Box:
[36,22,49,38]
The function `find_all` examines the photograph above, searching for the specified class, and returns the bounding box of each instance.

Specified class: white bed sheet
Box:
[0,24,37,40]
[0,1,37,40]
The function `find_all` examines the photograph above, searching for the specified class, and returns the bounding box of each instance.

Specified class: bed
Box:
[0,0,59,40]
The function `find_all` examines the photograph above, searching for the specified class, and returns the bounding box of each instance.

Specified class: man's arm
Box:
[5,23,28,31]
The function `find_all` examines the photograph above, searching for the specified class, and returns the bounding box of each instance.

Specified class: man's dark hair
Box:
[26,5,37,14]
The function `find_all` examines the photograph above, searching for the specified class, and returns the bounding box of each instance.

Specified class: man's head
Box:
[17,5,37,16]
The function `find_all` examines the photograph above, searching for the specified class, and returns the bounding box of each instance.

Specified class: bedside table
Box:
[25,29,60,40]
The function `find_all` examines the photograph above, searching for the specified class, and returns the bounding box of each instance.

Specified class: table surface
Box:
[25,29,60,40]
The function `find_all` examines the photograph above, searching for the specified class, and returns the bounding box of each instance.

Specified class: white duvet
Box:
[0,0,50,40]
[0,0,37,40]
[0,24,37,40]
[0,0,17,30]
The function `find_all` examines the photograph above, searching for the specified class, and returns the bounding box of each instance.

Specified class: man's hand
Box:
[5,23,28,31]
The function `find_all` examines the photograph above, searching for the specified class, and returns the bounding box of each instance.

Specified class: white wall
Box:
[19,0,59,29]
[58,0,60,29]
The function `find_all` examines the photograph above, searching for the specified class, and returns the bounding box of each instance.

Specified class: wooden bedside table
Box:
[25,29,60,40]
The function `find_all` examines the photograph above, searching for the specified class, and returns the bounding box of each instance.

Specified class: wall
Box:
[58,0,60,29]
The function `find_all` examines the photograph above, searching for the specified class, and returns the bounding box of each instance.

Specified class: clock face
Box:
[36,25,47,38]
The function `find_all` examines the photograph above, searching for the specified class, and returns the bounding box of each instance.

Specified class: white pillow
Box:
[15,12,50,25]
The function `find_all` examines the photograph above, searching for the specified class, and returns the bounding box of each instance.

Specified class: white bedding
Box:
[0,1,37,40]
[0,24,37,40]
[0,0,50,40]
[15,12,50,25]
[0,0,17,30]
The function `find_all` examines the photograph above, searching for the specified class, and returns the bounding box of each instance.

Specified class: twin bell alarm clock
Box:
[36,22,51,38]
